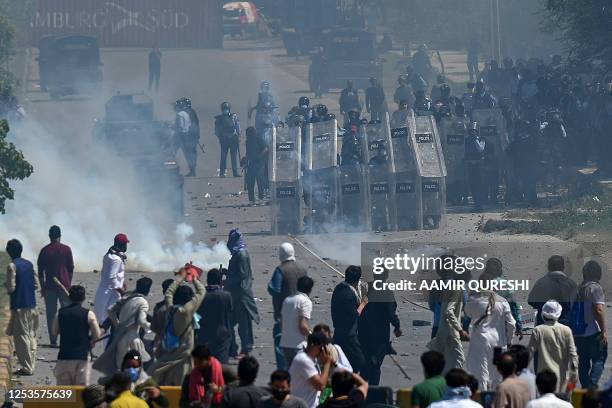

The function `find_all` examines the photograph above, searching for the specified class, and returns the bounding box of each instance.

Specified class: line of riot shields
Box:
[439,108,509,206]
[269,112,447,234]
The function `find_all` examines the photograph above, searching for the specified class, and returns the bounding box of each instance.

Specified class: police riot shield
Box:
[388,109,422,230]
[361,115,397,231]
[338,164,368,231]
[305,119,339,233]
[440,116,468,205]
[471,109,508,204]
[413,115,447,229]
[270,126,302,235]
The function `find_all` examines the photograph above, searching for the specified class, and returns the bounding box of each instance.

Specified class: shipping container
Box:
[25,0,223,48]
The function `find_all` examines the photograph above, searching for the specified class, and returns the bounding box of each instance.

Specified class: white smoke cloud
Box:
[1,118,229,272]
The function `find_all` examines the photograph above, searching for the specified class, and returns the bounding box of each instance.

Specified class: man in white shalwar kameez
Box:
[465,275,516,391]
[92,277,153,376]
[94,233,129,324]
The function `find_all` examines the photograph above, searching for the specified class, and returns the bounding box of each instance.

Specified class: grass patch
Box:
[488,196,612,238]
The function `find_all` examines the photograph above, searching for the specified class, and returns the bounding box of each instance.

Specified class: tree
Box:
[543,0,612,70]
[0,4,33,213]
[0,119,33,213]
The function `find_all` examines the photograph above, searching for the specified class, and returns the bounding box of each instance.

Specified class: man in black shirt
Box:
[197,269,233,363]
[317,371,368,408]
[223,356,269,408]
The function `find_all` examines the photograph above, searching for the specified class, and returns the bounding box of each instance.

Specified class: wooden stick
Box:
[52,277,70,298]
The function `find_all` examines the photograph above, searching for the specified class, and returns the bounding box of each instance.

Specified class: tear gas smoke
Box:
[1,119,229,272]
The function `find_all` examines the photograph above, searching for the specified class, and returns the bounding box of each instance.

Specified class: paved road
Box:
[10,39,611,391]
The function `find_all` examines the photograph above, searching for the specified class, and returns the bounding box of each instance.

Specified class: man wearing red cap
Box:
[93,234,129,324]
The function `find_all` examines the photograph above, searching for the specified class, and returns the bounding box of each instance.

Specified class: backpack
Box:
[161,306,188,353]
[569,283,590,335]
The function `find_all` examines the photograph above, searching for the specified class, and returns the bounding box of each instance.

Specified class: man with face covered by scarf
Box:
[225,229,260,358]
[94,234,129,325]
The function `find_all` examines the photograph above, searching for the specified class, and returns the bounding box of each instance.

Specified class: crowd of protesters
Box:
[3,224,612,407]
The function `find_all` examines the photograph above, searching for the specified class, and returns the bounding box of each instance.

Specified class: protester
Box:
[94,277,153,376]
[94,233,129,324]
[223,356,269,408]
[411,351,446,408]
[225,229,260,358]
[331,266,365,373]
[258,370,308,408]
[509,345,537,400]
[528,255,578,325]
[428,258,469,373]
[120,351,169,407]
[106,372,149,408]
[37,225,74,347]
[196,268,233,364]
[5,238,39,376]
[280,276,314,367]
[307,324,352,373]
[317,371,368,408]
[573,260,607,388]
[358,273,402,385]
[82,384,107,408]
[150,278,175,356]
[52,285,100,385]
[289,332,333,408]
[528,300,578,392]
[493,352,531,408]
[525,370,573,408]
[428,368,483,408]
[482,258,523,336]
[149,272,205,386]
[465,273,516,390]
[179,345,225,408]
[269,243,308,370]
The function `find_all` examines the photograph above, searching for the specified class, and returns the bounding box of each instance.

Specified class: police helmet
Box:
[260,81,270,91]
[221,102,231,112]
[299,96,310,108]
[469,121,479,134]
[316,104,328,116]
[437,74,446,84]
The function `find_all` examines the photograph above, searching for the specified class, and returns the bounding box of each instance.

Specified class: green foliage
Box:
[0,14,15,64]
[0,119,33,214]
[370,0,558,57]
[0,0,36,28]
[543,0,612,70]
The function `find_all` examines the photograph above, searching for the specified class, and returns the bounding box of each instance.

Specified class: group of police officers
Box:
[171,48,612,234]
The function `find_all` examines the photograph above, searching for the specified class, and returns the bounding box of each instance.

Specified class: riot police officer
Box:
[287,96,313,124]
[507,115,538,205]
[214,102,241,178]
[343,109,362,131]
[412,44,433,82]
[472,81,497,110]
[244,126,267,203]
[413,90,432,116]
[394,75,415,111]
[339,80,362,124]
[391,99,411,128]
[365,77,388,122]
[340,124,363,166]
[430,74,448,103]
[465,121,486,211]
[174,98,199,177]
[249,81,278,135]
[311,104,335,123]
